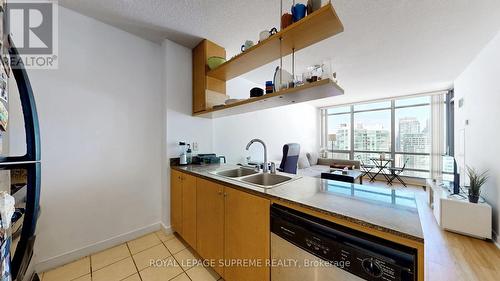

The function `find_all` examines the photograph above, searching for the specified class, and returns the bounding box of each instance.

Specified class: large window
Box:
[354,110,391,152]
[327,113,350,150]
[326,106,351,160]
[322,95,439,179]
[394,97,431,177]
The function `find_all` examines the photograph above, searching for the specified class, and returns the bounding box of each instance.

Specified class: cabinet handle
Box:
[218,191,223,195]
[223,192,227,197]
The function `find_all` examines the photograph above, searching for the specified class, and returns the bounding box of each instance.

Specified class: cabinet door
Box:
[181,173,197,249]
[192,41,206,113]
[224,188,270,281]
[196,178,225,277]
[192,39,226,114]
[170,170,183,235]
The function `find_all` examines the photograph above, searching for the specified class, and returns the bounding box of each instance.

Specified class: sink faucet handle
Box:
[262,162,269,173]
[254,165,261,172]
[270,162,276,174]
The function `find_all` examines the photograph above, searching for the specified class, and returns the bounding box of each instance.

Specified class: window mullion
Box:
[350,105,354,160]
[391,100,396,169]
[325,95,435,178]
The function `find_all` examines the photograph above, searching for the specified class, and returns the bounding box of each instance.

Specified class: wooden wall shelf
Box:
[194,79,344,118]
[206,3,344,81]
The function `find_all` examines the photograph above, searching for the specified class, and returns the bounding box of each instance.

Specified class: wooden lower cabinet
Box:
[172,169,270,281]
[224,187,270,281]
[196,178,225,276]
[181,173,197,249]
[170,170,183,235]
[170,170,197,249]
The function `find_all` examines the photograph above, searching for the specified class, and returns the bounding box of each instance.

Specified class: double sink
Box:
[210,167,299,189]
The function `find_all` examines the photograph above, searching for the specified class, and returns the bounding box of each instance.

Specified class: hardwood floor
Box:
[364,181,500,280]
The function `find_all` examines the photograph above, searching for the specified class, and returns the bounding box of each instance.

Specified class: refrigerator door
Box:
[0,37,41,281]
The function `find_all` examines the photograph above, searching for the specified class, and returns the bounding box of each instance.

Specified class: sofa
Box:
[296,152,361,178]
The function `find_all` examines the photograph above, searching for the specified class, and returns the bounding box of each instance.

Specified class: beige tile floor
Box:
[40,231,221,281]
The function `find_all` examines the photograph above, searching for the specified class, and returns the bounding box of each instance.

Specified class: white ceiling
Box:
[59,0,500,106]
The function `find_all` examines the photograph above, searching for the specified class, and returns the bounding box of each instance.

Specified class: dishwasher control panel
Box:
[271,204,417,281]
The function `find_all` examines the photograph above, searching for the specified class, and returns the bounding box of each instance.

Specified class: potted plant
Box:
[466,166,489,203]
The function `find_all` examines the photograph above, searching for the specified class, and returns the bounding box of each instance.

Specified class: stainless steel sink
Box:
[210,166,299,189]
[213,167,259,178]
[241,173,293,187]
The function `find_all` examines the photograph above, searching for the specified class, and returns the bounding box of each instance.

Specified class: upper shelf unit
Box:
[194,79,344,118]
[206,3,344,81]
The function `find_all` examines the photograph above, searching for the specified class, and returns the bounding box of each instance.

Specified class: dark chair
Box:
[357,156,376,182]
[278,143,300,174]
[388,158,409,187]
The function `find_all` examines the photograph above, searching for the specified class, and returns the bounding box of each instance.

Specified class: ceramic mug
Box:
[307,0,322,14]
[292,3,307,22]
[241,40,254,52]
[281,13,293,29]
[259,27,278,42]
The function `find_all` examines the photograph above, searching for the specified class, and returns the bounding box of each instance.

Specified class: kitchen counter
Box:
[172,164,424,243]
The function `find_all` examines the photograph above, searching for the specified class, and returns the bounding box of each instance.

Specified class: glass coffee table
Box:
[321,169,363,184]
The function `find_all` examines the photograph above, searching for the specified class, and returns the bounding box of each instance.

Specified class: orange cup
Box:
[281,13,293,29]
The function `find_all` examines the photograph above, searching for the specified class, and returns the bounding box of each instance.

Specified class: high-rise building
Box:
[334,123,350,150]
[354,125,390,152]
[397,117,420,150]
[397,117,430,170]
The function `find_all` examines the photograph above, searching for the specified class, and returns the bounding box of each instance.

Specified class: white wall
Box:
[162,39,214,224]
[213,102,319,164]
[226,77,262,99]
[215,78,320,164]
[9,7,164,269]
[454,29,500,240]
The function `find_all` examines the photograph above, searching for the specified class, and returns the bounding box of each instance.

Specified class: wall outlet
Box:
[192,142,199,151]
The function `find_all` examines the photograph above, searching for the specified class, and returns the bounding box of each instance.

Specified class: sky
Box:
[327,96,431,134]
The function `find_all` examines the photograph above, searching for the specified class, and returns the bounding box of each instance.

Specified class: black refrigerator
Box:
[0,34,41,281]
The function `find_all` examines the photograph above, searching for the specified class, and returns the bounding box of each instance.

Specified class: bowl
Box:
[250,87,264,97]
[207,56,226,70]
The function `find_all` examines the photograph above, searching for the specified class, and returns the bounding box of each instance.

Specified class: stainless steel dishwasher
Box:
[270,204,417,281]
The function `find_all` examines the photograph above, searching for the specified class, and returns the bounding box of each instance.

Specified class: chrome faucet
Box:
[246,138,269,173]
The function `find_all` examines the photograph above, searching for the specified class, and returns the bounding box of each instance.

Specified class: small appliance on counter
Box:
[191,154,226,165]
[178,142,188,165]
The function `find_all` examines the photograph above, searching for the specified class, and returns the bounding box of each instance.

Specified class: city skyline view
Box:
[326,97,431,178]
